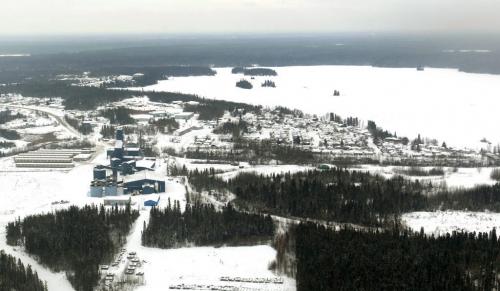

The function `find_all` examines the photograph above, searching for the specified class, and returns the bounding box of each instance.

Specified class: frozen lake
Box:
[139,66,500,149]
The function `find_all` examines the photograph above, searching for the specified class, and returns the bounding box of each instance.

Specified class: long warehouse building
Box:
[14,149,94,168]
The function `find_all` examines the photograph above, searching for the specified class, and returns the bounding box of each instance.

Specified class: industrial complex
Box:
[89,128,166,199]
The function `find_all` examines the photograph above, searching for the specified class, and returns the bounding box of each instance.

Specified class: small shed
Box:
[144,195,160,207]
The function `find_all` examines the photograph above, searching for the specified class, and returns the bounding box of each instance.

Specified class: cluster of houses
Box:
[194,108,500,166]
[56,72,144,88]
[185,135,232,154]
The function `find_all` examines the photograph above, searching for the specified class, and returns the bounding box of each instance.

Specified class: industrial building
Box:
[90,128,166,198]
[174,112,195,120]
[174,124,203,136]
[123,172,166,194]
[103,196,132,206]
[14,149,94,168]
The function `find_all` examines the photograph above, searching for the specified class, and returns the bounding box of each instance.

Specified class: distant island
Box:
[236,79,253,89]
[261,80,276,88]
[232,67,278,76]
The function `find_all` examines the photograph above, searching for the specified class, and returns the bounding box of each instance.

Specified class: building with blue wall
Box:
[123,172,166,194]
[90,127,165,197]
[144,196,160,207]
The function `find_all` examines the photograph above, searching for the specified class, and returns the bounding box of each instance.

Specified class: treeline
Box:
[6,205,139,291]
[183,102,260,121]
[184,103,225,120]
[150,118,179,133]
[0,128,21,140]
[187,166,500,226]
[0,81,260,113]
[100,124,116,139]
[367,120,395,143]
[232,67,278,76]
[0,251,47,291]
[226,169,428,226]
[94,66,217,87]
[64,115,92,135]
[184,139,316,164]
[291,223,500,291]
[0,141,16,148]
[187,168,228,193]
[329,113,359,127]
[0,109,24,125]
[394,166,445,177]
[0,81,131,110]
[233,139,315,164]
[430,183,500,211]
[142,201,274,248]
[273,106,304,118]
[100,124,138,139]
[100,107,135,125]
[213,121,249,138]
[186,168,429,226]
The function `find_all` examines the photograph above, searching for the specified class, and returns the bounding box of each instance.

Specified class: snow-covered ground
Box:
[402,211,500,236]
[356,165,498,189]
[0,150,294,290]
[126,210,294,291]
[0,150,113,291]
[138,66,500,149]
[155,126,213,152]
[0,156,100,291]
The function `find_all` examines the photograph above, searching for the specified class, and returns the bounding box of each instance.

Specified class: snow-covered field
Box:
[403,211,500,236]
[0,157,98,291]
[138,66,500,148]
[127,211,293,291]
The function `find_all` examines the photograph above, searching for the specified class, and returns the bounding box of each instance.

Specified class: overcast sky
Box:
[1,0,499,35]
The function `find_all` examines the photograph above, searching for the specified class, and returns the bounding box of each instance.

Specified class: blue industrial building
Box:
[123,172,166,194]
[90,128,165,197]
